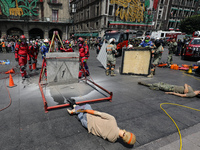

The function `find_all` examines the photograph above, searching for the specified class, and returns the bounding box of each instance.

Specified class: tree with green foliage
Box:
[179,15,200,34]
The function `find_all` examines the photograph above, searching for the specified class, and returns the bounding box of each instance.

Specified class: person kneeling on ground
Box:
[67,103,136,145]
[138,82,200,98]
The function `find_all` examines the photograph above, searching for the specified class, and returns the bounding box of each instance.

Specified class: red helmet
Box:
[65,40,70,44]
[20,35,26,39]
[78,37,84,42]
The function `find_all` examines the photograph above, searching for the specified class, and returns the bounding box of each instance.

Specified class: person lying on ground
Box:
[67,103,136,145]
[138,82,200,98]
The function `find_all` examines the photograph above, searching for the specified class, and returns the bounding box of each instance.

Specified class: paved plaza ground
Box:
[0,47,200,150]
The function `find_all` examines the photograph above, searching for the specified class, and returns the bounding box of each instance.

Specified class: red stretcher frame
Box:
[38,57,113,113]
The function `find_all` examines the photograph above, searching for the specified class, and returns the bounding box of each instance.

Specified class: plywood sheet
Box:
[121,49,151,75]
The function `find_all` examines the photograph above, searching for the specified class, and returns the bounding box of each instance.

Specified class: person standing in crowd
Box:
[138,36,154,48]
[0,40,2,53]
[28,41,36,72]
[5,40,9,53]
[106,38,117,76]
[7,41,11,53]
[167,38,177,67]
[15,35,29,80]
[176,39,182,56]
[78,37,90,78]
[40,39,50,79]
[2,40,6,53]
[11,40,15,53]
[33,40,39,69]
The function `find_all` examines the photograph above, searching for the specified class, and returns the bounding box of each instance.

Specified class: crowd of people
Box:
[1,34,193,80]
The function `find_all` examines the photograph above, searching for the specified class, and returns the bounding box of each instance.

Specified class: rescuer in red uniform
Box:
[78,37,90,78]
[60,40,73,52]
[15,35,29,80]
[33,40,39,69]
[28,41,36,72]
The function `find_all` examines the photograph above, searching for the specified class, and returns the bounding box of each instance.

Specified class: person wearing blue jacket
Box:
[41,39,49,59]
[138,36,154,48]
[40,39,49,79]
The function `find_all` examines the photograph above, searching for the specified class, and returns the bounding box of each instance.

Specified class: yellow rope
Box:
[182,72,200,81]
[160,103,200,150]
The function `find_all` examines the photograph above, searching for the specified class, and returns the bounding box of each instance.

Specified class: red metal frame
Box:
[38,57,113,113]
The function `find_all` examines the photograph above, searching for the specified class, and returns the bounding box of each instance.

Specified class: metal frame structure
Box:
[38,57,113,113]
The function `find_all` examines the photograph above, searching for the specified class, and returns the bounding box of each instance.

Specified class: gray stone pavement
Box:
[0,47,200,150]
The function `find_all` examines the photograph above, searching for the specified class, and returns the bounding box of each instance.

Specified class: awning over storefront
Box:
[109,21,153,27]
[74,33,98,37]
[171,8,178,10]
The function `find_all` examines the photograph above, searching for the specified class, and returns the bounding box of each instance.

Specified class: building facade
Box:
[0,0,71,39]
[154,0,200,31]
[69,0,157,37]
[70,0,200,38]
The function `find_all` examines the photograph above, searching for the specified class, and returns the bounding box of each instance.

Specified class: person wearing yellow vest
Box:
[106,38,117,76]
[67,103,136,145]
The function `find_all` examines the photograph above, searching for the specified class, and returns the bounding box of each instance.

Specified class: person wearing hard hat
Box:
[15,35,29,80]
[78,37,90,78]
[40,39,49,78]
[167,38,177,67]
[106,38,117,76]
[147,38,164,78]
[67,103,136,145]
[138,36,154,48]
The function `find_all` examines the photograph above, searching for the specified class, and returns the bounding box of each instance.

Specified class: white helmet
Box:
[128,44,133,49]
[44,39,49,43]
[109,38,115,44]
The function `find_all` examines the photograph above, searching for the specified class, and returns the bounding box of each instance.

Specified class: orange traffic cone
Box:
[5,68,15,74]
[7,74,17,88]
[32,63,36,70]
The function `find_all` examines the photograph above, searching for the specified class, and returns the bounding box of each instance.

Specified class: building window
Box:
[52,10,58,22]
[96,21,99,28]
[160,0,164,4]
[109,5,113,15]
[87,10,89,19]
[105,0,108,14]
[87,23,89,27]
[81,12,83,21]
[52,0,58,3]
[96,6,99,16]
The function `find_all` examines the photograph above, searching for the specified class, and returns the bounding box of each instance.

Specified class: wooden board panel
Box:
[121,48,151,75]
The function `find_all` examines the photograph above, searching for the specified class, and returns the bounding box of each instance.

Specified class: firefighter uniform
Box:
[15,40,28,80]
[152,45,164,66]
[79,43,90,78]
[106,39,117,76]
[167,40,177,66]
[28,44,36,71]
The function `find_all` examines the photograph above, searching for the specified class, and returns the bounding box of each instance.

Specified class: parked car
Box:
[182,38,200,60]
